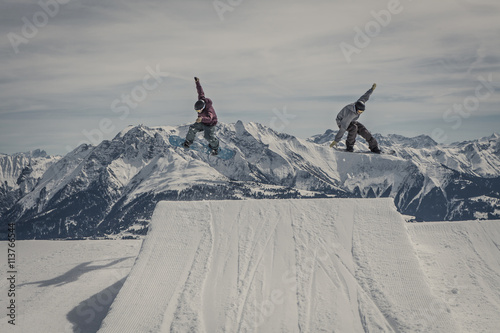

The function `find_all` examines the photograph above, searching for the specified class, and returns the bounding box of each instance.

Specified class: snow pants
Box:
[346,121,378,150]
[186,122,219,149]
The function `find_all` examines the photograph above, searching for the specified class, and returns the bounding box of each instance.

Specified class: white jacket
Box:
[334,87,374,142]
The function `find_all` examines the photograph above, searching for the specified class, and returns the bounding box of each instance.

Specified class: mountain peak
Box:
[484,132,500,142]
[2,122,500,239]
[372,133,437,148]
[115,124,155,140]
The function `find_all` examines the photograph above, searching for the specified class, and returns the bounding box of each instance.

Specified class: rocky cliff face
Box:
[0,150,60,219]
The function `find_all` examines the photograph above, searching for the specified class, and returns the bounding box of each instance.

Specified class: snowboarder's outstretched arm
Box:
[357,83,376,104]
[193,77,218,126]
[331,84,377,145]
[195,77,205,100]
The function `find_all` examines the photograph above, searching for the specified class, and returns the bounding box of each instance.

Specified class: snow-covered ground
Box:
[1,198,499,332]
[99,199,498,332]
[408,221,500,333]
[0,240,141,333]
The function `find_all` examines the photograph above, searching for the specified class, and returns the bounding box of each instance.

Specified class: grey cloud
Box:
[1,0,499,154]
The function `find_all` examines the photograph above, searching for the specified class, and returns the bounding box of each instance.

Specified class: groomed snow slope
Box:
[0,240,141,333]
[98,198,500,333]
[408,221,500,333]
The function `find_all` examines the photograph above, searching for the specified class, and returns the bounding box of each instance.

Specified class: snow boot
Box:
[209,144,219,156]
[346,146,354,152]
[183,140,192,149]
[371,147,381,154]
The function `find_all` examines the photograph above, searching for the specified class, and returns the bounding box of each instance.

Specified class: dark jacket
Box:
[196,81,218,126]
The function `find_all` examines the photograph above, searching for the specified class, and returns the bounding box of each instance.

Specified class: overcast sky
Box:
[1,0,499,155]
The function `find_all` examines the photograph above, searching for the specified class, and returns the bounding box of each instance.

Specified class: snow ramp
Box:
[408,221,500,332]
[98,199,458,332]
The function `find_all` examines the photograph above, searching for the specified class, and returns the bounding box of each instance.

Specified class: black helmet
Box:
[355,101,365,111]
[194,100,205,111]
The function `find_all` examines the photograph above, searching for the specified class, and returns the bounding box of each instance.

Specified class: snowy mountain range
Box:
[1,121,499,239]
[0,149,60,220]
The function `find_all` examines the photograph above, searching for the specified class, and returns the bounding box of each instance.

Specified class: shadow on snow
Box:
[18,257,133,287]
[66,277,126,333]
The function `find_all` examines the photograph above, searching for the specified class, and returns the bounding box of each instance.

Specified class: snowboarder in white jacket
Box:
[330,84,381,153]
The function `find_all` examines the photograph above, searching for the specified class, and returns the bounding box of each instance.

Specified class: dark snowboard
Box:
[332,147,396,155]
[169,135,236,160]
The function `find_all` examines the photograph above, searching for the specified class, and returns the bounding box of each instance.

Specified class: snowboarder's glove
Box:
[194,77,199,82]
[196,116,202,123]
[372,83,377,90]
[329,140,338,148]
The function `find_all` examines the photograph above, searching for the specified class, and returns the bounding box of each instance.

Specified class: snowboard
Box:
[332,147,396,155]
[168,135,236,160]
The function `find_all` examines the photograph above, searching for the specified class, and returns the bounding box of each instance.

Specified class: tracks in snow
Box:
[98,199,461,332]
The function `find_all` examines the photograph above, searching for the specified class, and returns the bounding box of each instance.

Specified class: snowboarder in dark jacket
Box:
[330,84,381,153]
[183,77,220,155]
